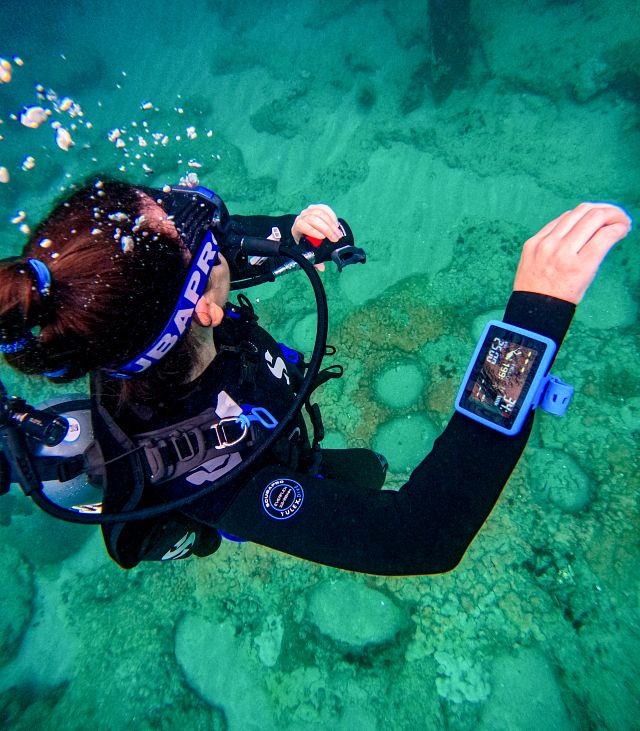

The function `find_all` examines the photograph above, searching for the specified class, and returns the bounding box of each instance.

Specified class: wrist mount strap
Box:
[534,374,574,416]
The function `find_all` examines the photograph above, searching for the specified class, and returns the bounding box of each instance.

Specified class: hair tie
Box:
[27,258,52,297]
[0,333,34,354]
[0,259,51,355]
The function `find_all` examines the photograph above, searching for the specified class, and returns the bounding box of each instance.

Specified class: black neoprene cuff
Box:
[503,291,576,349]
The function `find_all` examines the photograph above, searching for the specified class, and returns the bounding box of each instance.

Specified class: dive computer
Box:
[455,321,574,435]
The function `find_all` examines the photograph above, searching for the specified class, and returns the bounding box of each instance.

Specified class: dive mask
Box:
[151,184,230,256]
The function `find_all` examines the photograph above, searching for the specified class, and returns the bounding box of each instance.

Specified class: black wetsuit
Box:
[96,212,575,575]
[100,288,573,576]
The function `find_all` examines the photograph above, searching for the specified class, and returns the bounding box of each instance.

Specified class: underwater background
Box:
[0,0,639,728]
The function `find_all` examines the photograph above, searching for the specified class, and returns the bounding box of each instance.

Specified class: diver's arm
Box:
[225,205,344,283]
[213,203,631,575]
[213,291,571,576]
[228,204,342,245]
[388,290,576,571]
[227,213,298,245]
[223,213,298,285]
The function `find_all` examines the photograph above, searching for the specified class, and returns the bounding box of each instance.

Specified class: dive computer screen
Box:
[458,324,548,427]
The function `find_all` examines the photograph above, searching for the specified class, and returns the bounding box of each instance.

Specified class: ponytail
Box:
[0,256,67,371]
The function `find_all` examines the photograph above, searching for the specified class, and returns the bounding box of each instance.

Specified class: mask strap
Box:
[104,230,220,379]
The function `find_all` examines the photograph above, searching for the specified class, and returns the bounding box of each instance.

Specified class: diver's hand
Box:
[292,204,343,244]
[513,202,632,304]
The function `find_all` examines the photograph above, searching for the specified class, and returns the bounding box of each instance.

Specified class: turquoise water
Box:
[1,0,639,728]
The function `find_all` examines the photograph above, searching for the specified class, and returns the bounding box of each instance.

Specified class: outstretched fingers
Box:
[563,204,632,255]
[577,219,632,268]
[544,203,609,241]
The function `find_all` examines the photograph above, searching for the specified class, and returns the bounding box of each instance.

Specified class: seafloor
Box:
[0,1,639,729]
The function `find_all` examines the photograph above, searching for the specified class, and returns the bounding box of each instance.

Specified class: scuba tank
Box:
[31,395,102,512]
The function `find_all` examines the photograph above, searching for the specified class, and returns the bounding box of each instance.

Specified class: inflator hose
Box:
[27,244,328,524]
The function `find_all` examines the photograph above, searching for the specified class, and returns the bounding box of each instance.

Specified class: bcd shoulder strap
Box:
[133,404,266,484]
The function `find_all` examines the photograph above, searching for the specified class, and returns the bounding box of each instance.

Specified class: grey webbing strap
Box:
[135,411,253,484]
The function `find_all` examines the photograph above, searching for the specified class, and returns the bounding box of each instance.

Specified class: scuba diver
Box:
[0,179,632,574]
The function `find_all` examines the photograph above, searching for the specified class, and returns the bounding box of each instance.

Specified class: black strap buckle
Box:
[170,433,197,462]
[56,454,86,482]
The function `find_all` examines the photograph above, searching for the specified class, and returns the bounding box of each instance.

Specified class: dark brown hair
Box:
[0,178,197,406]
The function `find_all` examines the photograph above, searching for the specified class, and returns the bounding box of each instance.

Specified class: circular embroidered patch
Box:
[262,478,304,520]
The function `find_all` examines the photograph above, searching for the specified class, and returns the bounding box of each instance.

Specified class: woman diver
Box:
[0,180,632,574]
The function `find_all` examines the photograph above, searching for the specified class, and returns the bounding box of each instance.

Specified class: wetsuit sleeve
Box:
[213,291,576,576]
[225,213,298,286]
[227,213,298,244]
